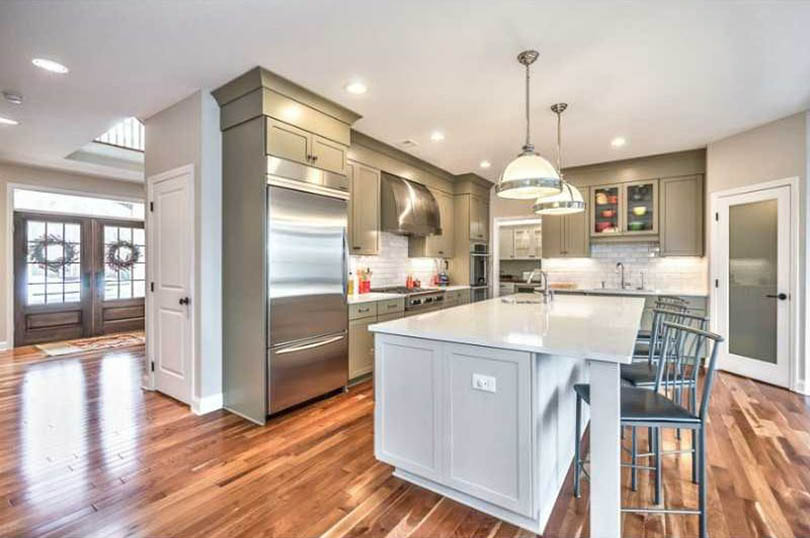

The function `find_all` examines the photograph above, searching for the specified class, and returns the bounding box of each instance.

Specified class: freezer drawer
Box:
[268,332,348,414]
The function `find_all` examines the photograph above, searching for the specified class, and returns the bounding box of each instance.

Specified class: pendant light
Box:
[533,103,585,215]
[495,50,562,200]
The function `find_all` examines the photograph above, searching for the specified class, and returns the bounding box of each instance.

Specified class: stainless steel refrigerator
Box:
[266,183,348,414]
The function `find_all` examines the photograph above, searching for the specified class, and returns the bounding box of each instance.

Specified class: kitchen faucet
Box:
[527,268,554,303]
[616,262,630,290]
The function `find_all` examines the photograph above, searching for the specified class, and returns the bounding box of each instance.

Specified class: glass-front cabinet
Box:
[591,185,621,236]
[623,180,658,235]
[590,180,658,237]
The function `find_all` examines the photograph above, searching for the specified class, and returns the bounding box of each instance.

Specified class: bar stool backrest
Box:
[647,307,690,366]
[655,321,724,421]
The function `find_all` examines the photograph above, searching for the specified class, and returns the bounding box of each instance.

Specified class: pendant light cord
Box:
[556,109,562,174]
[524,62,532,150]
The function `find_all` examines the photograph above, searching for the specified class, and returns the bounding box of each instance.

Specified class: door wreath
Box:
[106,239,141,271]
[30,234,79,273]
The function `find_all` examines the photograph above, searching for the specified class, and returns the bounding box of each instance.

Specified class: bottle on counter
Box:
[348,271,356,295]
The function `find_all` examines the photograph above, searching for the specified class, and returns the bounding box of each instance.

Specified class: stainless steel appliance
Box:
[266,163,349,414]
[371,286,446,316]
[379,172,441,236]
[470,242,490,302]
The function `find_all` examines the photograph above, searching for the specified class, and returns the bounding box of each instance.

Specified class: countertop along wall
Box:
[0,161,145,349]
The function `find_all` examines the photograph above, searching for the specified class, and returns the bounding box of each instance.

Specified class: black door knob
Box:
[765,293,788,300]
[179,297,190,305]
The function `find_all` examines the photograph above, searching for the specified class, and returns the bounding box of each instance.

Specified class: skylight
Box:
[95,117,144,152]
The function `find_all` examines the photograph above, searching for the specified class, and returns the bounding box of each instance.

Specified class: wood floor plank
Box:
[0,344,808,537]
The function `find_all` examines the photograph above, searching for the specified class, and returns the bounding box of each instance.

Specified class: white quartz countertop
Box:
[552,287,709,298]
[347,292,404,304]
[347,285,471,304]
[369,293,645,363]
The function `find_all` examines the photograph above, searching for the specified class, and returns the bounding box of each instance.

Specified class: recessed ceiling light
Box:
[611,137,626,148]
[430,131,445,142]
[32,58,69,74]
[0,116,20,126]
[480,160,491,169]
[344,81,367,95]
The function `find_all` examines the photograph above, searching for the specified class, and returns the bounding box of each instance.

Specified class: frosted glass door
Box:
[715,185,791,388]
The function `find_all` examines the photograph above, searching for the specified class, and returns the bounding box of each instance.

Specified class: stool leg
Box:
[653,428,663,505]
[574,393,582,498]
[631,426,637,491]
[698,425,707,538]
[648,426,653,454]
[691,385,699,484]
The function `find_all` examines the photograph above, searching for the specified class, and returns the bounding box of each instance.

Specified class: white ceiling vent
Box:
[398,139,419,149]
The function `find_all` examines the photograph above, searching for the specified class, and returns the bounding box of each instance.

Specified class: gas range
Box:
[370,286,446,312]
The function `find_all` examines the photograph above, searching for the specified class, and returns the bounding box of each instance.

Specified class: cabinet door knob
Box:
[311,155,318,162]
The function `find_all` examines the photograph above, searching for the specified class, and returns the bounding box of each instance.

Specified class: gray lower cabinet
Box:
[660,174,704,256]
[349,298,404,380]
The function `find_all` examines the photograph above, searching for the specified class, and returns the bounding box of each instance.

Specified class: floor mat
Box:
[35,332,145,356]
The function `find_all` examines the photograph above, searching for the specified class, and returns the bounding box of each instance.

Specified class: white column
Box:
[588,360,621,538]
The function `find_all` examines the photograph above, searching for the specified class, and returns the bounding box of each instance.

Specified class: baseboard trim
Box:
[795,379,808,395]
[192,392,223,415]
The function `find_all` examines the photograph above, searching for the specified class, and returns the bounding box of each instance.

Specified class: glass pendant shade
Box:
[532,181,585,214]
[496,153,562,200]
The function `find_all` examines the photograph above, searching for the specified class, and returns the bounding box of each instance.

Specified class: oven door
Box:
[470,286,489,303]
[470,253,489,287]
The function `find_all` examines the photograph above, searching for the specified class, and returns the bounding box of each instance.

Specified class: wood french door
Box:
[14,212,145,346]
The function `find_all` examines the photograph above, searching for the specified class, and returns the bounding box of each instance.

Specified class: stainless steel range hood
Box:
[380,172,441,236]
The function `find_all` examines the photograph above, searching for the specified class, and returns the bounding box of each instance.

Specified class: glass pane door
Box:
[25,220,82,305]
[624,181,657,234]
[103,225,147,300]
[728,200,777,364]
[592,185,620,236]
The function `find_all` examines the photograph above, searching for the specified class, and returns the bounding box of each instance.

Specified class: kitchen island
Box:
[369,293,645,537]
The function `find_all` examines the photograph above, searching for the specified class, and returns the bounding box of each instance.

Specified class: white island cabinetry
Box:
[371,294,645,536]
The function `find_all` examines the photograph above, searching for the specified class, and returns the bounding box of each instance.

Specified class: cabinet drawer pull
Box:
[387,304,398,309]
[358,307,370,313]
[352,246,361,250]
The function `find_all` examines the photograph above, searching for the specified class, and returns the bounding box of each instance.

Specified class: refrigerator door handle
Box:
[342,228,348,302]
[275,334,346,355]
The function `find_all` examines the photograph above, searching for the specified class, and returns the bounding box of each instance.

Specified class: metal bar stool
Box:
[573,321,724,538]
[636,296,689,343]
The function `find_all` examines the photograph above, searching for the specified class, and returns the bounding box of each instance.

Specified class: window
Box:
[104,226,146,300]
[26,221,82,305]
[94,117,144,152]
[14,189,144,220]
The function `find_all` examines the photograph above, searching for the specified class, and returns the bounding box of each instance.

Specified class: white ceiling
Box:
[1,1,809,182]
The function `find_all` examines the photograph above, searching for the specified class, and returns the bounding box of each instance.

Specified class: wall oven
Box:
[470,242,489,302]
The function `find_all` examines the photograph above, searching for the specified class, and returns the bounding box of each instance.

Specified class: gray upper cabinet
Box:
[347,160,380,255]
[266,117,310,166]
[499,225,515,259]
[410,188,455,258]
[660,174,704,256]
[266,117,348,175]
[469,195,489,242]
[542,186,590,258]
[311,134,347,175]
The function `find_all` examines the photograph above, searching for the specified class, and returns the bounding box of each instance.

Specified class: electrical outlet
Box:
[472,373,496,393]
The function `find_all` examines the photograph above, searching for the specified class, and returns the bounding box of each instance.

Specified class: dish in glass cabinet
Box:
[595,192,609,205]
[632,206,647,216]
[600,209,616,218]
[628,221,645,231]
[608,194,619,204]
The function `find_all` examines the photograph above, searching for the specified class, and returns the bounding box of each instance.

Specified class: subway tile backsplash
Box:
[350,232,444,288]
[541,242,708,292]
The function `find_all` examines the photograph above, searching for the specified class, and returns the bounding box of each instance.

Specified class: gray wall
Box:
[0,162,144,348]
[706,111,809,389]
[144,90,223,411]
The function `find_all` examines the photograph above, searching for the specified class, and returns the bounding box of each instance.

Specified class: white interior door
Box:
[714,184,792,388]
[147,166,194,404]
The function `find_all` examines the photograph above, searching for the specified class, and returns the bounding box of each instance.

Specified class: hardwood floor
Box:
[0,344,808,537]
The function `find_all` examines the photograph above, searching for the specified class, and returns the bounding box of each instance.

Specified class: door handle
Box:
[179,297,190,305]
[765,293,788,300]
